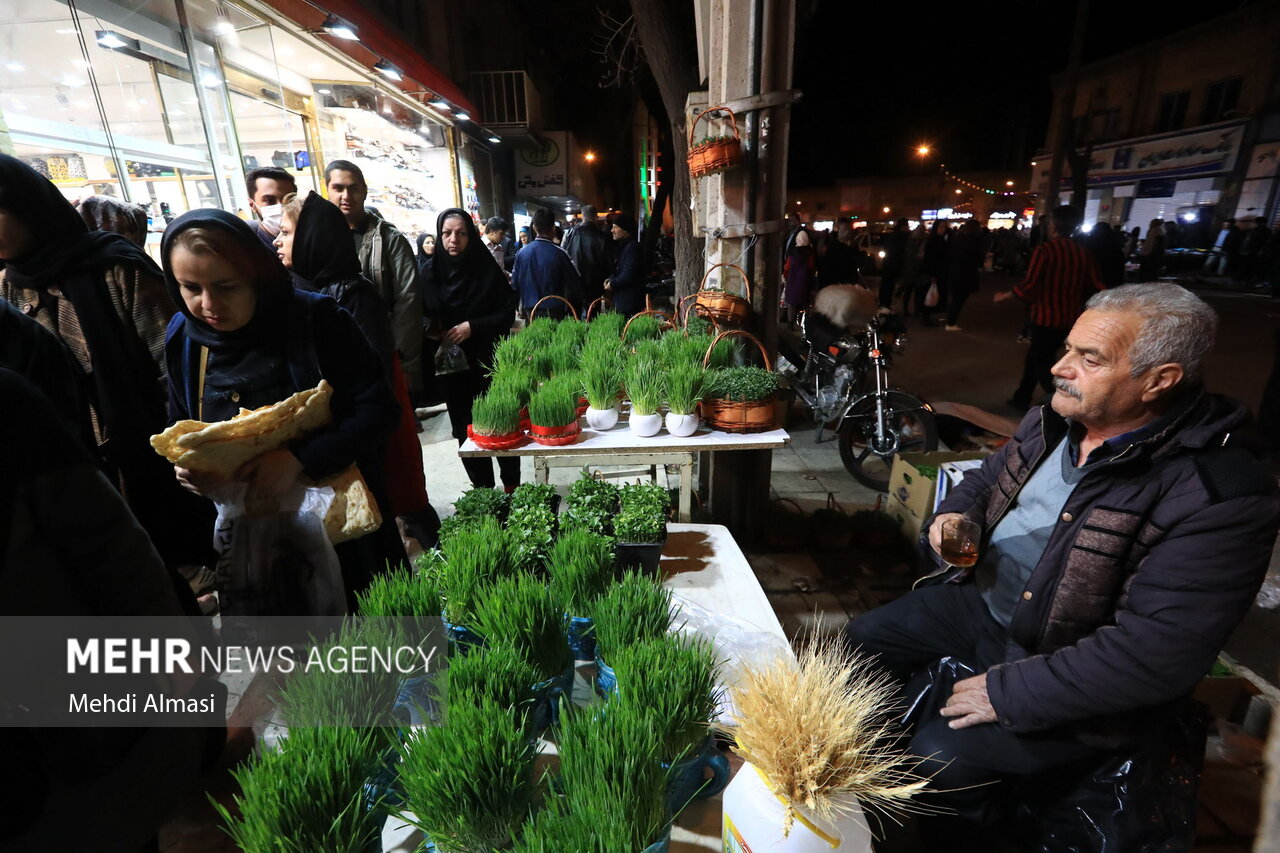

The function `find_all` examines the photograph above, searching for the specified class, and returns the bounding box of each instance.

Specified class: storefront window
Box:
[0,0,220,232]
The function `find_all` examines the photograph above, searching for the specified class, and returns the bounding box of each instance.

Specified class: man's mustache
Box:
[1054,378,1083,399]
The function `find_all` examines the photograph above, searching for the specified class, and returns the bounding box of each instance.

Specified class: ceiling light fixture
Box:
[487,134,500,143]
[321,14,358,41]
[429,97,449,110]
[374,60,402,82]
[95,30,140,51]
[452,110,470,121]
[5,62,24,73]
[317,87,331,95]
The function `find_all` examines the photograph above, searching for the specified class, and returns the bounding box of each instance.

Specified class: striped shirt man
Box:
[1014,237,1105,329]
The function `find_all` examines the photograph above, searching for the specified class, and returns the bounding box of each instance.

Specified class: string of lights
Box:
[937,164,1032,198]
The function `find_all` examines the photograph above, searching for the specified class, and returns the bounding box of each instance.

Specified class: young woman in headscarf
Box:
[420,208,519,491]
[0,154,214,605]
[161,208,403,611]
[277,191,440,550]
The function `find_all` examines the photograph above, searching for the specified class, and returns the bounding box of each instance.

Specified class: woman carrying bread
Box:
[161,208,404,612]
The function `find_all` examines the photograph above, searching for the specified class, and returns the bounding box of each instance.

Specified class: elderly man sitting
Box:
[846,283,1279,842]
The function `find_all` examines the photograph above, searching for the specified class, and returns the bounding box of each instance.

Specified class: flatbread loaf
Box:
[319,465,382,544]
[150,381,333,475]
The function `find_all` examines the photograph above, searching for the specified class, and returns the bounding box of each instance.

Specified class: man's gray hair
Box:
[1085,283,1217,383]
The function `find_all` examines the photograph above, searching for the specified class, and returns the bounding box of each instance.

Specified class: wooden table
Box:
[459,427,791,522]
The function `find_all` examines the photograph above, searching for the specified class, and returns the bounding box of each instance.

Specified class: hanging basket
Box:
[701,330,777,434]
[694,263,753,329]
[466,424,528,451]
[687,106,743,179]
[529,294,578,322]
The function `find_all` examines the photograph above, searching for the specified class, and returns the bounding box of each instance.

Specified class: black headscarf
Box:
[290,191,362,288]
[426,207,510,319]
[160,208,293,353]
[0,155,160,288]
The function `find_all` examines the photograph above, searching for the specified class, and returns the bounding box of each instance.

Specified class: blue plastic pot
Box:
[664,735,731,815]
[528,666,575,736]
[441,612,484,655]
[641,826,672,852]
[594,653,618,698]
[566,615,596,662]
[392,674,439,727]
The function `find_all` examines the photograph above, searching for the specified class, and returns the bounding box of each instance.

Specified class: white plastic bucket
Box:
[722,761,873,852]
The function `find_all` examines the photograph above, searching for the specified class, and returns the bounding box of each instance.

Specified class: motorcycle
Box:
[778,310,938,490]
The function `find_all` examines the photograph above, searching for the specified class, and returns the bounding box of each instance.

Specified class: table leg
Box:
[535,456,549,485]
[679,456,694,522]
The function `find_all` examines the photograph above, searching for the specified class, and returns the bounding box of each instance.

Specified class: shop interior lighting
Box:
[429,97,449,109]
[321,14,359,41]
[96,30,140,51]
[487,134,500,143]
[200,72,223,88]
[452,110,470,121]
[5,62,23,73]
[374,60,402,82]
[317,87,331,94]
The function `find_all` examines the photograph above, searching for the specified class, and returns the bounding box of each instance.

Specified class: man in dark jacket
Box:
[560,204,610,310]
[845,283,1279,836]
[512,208,583,319]
[605,213,645,317]
[879,218,909,309]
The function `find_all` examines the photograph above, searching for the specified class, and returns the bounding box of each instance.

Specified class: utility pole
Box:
[1044,0,1090,213]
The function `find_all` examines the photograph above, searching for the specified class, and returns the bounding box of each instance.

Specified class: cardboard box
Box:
[886,494,927,543]
[888,451,989,522]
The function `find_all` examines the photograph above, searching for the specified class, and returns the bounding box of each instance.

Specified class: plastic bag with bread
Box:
[150,380,381,543]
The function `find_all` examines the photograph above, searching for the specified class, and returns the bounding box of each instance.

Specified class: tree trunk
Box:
[629,0,702,302]
[1067,143,1092,219]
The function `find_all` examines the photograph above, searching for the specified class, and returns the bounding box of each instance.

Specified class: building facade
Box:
[0,0,490,251]
[1032,0,1280,241]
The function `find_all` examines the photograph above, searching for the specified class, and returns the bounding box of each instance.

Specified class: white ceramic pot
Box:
[629,412,663,437]
[585,405,620,431]
[665,412,700,437]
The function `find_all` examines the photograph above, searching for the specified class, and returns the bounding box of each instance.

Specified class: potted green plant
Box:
[581,342,624,431]
[356,566,445,726]
[562,470,620,538]
[589,569,673,695]
[508,481,559,513]
[504,500,557,574]
[547,528,616,661]
[625,354,665,437]
[527,375,580,445]
[471,572,573,733]
[468,384,526,449]
[614,481,670,573]
[451,486,510,525]
[703,364,779,434]
[437,643,539,730]
[622,313,663,343]
[606,635,729,813]
[438,517,512,652]
[395,695,538,853]
[585,310,626,343]
[663,360,705,437]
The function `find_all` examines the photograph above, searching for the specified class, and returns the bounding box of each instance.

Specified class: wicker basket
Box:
[584,296,610,320]
[621,309,675,341]
[694,263,753,329]
[677,295,721,334]
[687,106,743,179]
[530,294,578,321]
[701,330,777,434]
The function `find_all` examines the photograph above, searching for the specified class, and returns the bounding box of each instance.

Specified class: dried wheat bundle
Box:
[728,636,934,834]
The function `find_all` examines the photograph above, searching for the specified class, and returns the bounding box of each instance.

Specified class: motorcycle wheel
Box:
[837,390,938,491]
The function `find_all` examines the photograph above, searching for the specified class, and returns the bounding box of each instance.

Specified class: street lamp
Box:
[584,151,596,163]
[915,144,931,158]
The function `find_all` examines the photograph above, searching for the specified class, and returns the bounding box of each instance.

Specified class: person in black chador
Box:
[420,208,520,491]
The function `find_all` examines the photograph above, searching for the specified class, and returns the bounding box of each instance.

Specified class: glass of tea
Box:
[940,518,980,568]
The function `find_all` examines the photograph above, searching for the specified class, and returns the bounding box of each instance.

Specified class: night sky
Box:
[787,1,1247,186]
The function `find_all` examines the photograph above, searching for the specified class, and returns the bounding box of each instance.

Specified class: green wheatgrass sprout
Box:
[470,383,523,436]
[684,312,713,336]
[504,502,557,574]
[663,359,706,416]
[547,528,616,614]
[214,724,386,853]
[452,486,510,523]
[563,470,620,538]
[437,643,538,720]
[625,354,665,416]
[608,634,721,761]
[623,313,662,343]
[273,617,403,731]
[546,338,580,378]
[488,333,531,378]
[554,317,589,351]
[658,330,703,369]
[705,365,779,402]
[703,333,740,369]
[471,572,571,681]
[581,342,624,410]
[524,315,560,339]
[490,367,538,405]
[550,698,672,849]
[589,570,673,661]
[530,347,556,380]
[527,375,579,427]
[586,310,626,343]
[396,695,538,853]
[439,516,513,625]
[355,564,442,664]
